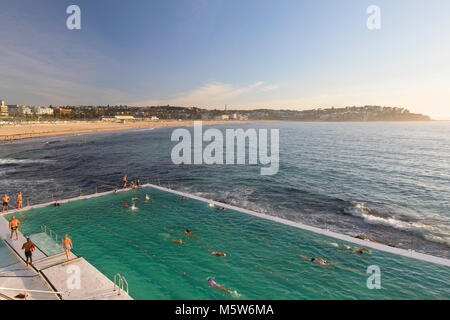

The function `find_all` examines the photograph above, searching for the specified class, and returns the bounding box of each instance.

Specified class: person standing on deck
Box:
[123,174,128,189]
[2,194,10,212]
[22,238,35,266]
[16,192,23,210]
[9,216,20,240]
[62,234,73,261]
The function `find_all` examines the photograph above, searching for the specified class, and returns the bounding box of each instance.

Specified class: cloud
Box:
[133,80,279,107]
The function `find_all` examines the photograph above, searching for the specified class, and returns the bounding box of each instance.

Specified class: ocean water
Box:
[5,188,450,300]
[0,121,449,259]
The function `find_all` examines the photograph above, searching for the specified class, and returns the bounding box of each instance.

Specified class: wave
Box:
[344,202,424,232]
[0,158,53,165]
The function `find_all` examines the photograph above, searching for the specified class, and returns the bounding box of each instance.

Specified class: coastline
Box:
[0,120,274,142]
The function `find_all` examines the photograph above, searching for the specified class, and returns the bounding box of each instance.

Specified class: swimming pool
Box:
[5,187,449,300]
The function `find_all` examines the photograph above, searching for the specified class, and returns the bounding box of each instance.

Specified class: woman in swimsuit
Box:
[62,234,73,261]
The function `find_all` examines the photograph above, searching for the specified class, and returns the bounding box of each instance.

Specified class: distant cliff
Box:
[251,106,431,121]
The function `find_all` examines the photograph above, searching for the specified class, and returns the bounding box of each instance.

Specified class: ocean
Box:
[0,121,449,258]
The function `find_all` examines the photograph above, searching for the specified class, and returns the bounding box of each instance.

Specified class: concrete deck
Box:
[0,216,132,300]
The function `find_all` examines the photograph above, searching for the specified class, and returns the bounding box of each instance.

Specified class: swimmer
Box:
[179,196,187,200]
[145,194,150,201]
[132,197,140,201]
[354,248,371,255]
[9,216,20,240]
[298,254,328,266]
[136,179,142,189]
[172,238,184,245]
[113,188,118,195]
[209,250,226,257]
[53,202,60,207]
[217,207,226,211]
[207,278,232,295]
[2,194,10,212]
[62,234,73,261]
[16,192,23,210]
[184,229,196,237]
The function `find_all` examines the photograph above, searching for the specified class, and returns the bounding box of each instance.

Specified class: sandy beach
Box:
[0,120,271,142]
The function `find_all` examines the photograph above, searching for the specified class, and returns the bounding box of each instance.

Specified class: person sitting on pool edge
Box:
[62,234,73,261]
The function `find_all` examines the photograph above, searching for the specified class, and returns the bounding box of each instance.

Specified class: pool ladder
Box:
[114,273,129,296]
[41,225,61,246]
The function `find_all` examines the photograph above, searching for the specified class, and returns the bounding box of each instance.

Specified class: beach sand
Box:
[0,120,271,141]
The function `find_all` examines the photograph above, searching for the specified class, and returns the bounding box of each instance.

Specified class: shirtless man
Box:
[123,175,128,189]
[62,234,73,261]
[2,194,10,212]
[22,238,35,266]
[9,216,20,240]
[16,192,23,210]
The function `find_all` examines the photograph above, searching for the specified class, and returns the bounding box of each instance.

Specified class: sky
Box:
[0,0,449,119]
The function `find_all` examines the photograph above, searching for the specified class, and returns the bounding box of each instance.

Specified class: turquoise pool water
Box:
[6,187,449,300]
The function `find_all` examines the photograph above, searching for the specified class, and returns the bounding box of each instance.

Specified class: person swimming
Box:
[179,196,187,200]
[299,254,328,266]
[132,197,140,201]
[207,277,232,294]
[172,238,184,245]
[354,248,370,255]
[113,188,118,194]
[145,194,151,201]
[184,230,196,237]
[209,250,226,257]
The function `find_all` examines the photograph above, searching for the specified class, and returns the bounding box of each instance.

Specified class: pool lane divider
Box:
[2,183,449,267]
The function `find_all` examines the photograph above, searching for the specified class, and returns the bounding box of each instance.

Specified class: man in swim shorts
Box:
[16,192,23,210]
[2,194,10,212]
[22,238,35,266]
[62,234,73,261]
[9,216,20,240]
[123,175,128,189]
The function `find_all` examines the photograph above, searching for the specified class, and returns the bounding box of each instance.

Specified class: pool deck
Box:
[0,216,132,300]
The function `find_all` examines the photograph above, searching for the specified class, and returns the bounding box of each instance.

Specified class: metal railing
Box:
[113,273,129,296]
[40,225,61,246]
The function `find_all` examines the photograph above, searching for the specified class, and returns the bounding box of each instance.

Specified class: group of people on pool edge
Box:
[122,175,143,190]
[2,192,23,212]
[8,215,73,266]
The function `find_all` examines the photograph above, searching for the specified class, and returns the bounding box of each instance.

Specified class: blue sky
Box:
[0,0,449,118]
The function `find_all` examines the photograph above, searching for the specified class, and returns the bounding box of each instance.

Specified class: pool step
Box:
[33,252,67,265]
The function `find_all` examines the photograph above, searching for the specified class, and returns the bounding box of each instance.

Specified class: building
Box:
[32,106,54,116]
[0,100,8,117]
[55,107,73,118]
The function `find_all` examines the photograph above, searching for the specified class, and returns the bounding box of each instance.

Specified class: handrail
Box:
[113,273,129,296]
[41,225,61,246]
